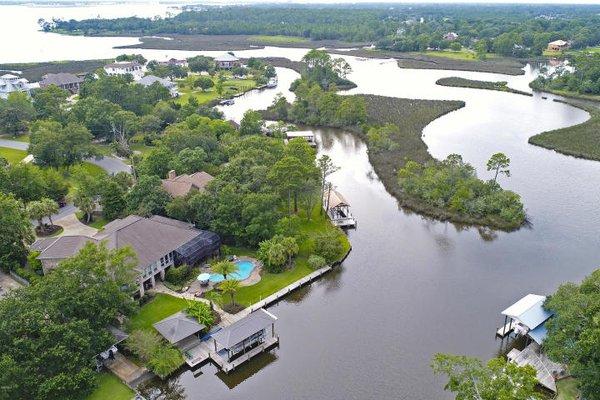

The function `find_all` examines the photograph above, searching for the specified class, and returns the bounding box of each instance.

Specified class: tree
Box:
[137,147,175,178]
[301,49,351,89]
[257,235,297,272]
[186,300,215,327]
[239,110,263,135]
[215,79,224,96]
[27,199,48,231]
[219,279,240,306]
[544,269,600,399]
[126,175,170,216]
[127,329,162,362]
[100,179,126,220]
[0,242,135,399]
[40,168,69,202]
[194,76,214,92]
[32,84,69,120]
[69,96,122,140]
[29,120,94,168]
[187,55,215,73]
[41,197,58,226]
[486,152,510,183]
[431,354,542,400]
[73,188,95,223]
[0,91,35,136]
[1,163,47,202]
[308,254,327,269]
[210,260,239,281]
[0,194,34,271]
[171,147,207,175]
[317,155,339,214]
[312,229,344,263]
[269,156,306,214]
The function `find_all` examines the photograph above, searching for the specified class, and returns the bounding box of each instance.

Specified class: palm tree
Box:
[41,198,58,226]
[220,279,240,306]
[26,200,47,232]
[211,260,238,281]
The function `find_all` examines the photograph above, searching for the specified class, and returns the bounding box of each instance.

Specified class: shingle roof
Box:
[105,61,141,69]
[215,54,239,62]
[36,235,98,260]
[138,75,175,89]
[161,171,214,198]
[40,73,83,87]
[211,309,277,349]
[153,311,205,343]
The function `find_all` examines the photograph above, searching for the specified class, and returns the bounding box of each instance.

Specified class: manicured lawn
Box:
[176,76,257,105]
[128,293,189,332]
[87,373,133,400]
[0,147,27,164]
[556,378,579,400]
[208,207,351,307]
[131,142,154,156]
[248,35,309,45]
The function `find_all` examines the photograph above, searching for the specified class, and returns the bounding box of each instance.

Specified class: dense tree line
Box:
[51,4,600,57]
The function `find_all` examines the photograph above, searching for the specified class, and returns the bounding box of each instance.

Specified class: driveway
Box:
[54,213,98,236]
[0,270,23,298]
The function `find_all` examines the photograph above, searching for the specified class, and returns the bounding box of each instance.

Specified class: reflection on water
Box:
[215,352,279,390]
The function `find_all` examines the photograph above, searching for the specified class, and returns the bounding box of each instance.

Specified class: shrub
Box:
[127,329,183,379]
[165,264,190,286]
[312,229,345,263]
[257,235,299,273]
[186,300,215,327]
[307,255,327,270]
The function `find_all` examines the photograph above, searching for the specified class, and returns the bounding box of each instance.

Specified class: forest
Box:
[50,4,600,57]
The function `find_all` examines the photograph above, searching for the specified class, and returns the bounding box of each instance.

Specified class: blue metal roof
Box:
[519,303,553,331]
[528,323,548,345]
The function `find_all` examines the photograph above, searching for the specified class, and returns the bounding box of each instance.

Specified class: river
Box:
[3,4,599,399]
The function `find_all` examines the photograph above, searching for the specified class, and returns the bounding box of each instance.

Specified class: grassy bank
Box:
[176,75,257,106]
[0,59,109,82]
[0,147,27,164]
[529,98,600,161]
[128,293,188,332]
[329,49,526,76]
[86,373,133,400]
[556,378,580,400]
[436,77,532,96]
[116,34,362,52]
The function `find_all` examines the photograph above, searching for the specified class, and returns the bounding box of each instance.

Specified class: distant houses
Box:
[161,170,214,198]
[158,58,188,68]
[31,215,221,296]
[138,75,179,97]
[547,40,570,52]
[215,54,240,69]
[39,72,84,94]
[0,73,37,99]
[443,32,459,41]
[104,61,144,80]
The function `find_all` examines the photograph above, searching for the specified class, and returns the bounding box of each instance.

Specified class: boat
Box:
[219,99,234,106]
[266,77,278,88]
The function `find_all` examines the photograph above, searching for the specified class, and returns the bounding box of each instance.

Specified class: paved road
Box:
[0,138,132,174]
[0,138,28,150]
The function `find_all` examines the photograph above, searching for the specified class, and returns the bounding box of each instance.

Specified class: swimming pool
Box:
[209,259,256,283]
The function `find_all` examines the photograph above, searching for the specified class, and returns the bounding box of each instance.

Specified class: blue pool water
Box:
[209,260,256,283]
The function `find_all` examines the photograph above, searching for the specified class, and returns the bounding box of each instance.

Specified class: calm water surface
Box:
[4,5,599,399]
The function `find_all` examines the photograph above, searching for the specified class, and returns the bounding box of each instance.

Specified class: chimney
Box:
[167,170,177,179]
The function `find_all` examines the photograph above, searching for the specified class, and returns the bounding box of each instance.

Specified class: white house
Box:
[138,75,179,97]
[104,61,145,80]
[215,54,240,69]
[0,73,37,99]
[443,32,459,41]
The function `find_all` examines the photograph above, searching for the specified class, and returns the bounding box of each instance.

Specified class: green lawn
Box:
[176,75,257,105]
[556,378,579,400]
[131,142,154,156]
[76,211,110,230]
[87,373,133,400]
[128,293,189,332]
[209,207,351,307]
[248,35,309,45]
[421,49,499,61]
[0,147,27,164]
[0,133,30,143]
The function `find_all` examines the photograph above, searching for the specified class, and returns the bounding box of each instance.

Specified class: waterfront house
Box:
[211,309,278,372]
[104,61,144,80]
[158,58,188,68]
[161,170,214,198]
[31,215,221,295]
[323,188,357,228]
[39,72,84,94]
[215,54,240,69]
[154,312,206,345]
[443,32,459,41]
[547,40,570,52]
[0,73,37,99]
[138,75,179,97]
[498,294,566,392]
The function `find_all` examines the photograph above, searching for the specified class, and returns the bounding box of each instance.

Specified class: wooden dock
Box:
[213,336,279,373]
[496,322,513,338]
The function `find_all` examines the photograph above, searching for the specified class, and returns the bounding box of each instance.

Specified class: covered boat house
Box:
[210,309,278,373]
[323,189,356,228]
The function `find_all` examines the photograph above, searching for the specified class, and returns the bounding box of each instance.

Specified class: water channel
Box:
[3,4,599,399]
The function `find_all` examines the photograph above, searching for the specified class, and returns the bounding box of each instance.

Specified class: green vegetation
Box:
[0,59,110,82]
[556,378,580,400]
[544,268,600,399]
[126,329,182,379]
[432,354,542,399]
[249,35,309,45]
[128,293,188,332]
[176,75,256,105]
[0,147,26,164]
[531,53,600,96]
[51,4,600,59]
[529,98,600,161]
[397,154,525,230]
[436,77,532,96]
[422,49,487,61]
[87,373,134,400]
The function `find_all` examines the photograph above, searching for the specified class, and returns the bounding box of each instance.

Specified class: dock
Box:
[323,189,356,228]
[496,321,513,337]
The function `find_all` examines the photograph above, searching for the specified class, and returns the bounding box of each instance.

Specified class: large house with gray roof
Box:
[31,215,220,295]
[39,72,84,94]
